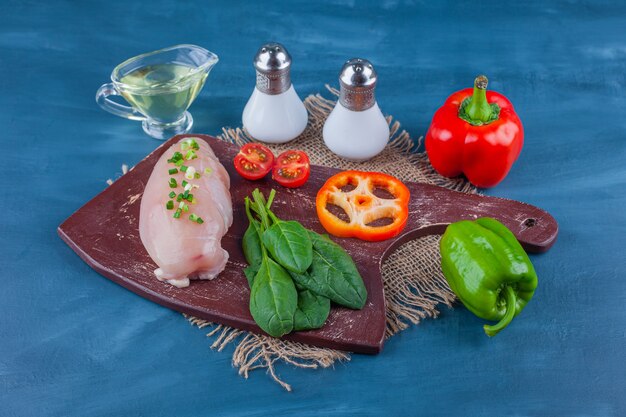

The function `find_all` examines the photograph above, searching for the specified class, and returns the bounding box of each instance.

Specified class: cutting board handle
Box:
[383,183,558,260]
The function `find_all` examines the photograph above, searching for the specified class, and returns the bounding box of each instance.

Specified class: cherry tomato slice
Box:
[272,150,311,188]
[233,143,275,180]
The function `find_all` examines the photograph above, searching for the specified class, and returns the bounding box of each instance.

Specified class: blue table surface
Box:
[1,0,625,415]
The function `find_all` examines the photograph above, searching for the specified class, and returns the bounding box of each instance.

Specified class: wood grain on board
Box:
[58,134,558,354]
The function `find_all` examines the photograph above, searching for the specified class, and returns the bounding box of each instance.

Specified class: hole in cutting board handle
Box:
[524,218,537,227]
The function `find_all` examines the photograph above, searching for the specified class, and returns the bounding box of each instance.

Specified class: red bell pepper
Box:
[425,76,524,188]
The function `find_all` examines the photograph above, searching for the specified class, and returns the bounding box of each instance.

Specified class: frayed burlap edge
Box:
[181,86,476,391]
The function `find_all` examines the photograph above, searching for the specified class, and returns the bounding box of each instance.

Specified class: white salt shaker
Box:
[242,43,308,143]
[323,58,389,161]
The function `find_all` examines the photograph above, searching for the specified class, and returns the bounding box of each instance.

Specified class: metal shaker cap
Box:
[338,58,377,111]
[254,42,292,95]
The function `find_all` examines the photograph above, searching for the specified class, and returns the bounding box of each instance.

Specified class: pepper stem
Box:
[483,285,517,337]
[464,75,495,123]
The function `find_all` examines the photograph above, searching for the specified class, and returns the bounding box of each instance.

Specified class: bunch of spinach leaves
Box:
[243,189,367,338]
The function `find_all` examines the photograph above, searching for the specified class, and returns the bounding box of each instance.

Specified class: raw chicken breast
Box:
[139,137,233,288]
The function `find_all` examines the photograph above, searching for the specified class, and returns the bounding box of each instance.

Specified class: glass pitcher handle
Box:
[96,83,146,121]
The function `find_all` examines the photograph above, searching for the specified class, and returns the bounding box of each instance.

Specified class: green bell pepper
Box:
[440,217,538,336]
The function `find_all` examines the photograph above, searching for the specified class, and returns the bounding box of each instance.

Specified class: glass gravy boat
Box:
[96,45,218,139]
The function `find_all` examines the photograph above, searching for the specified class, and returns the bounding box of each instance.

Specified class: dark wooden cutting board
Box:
[58,134,558,354]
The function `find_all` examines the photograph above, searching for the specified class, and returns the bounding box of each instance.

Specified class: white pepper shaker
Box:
[323,58,389,161]
[242,42,308,143]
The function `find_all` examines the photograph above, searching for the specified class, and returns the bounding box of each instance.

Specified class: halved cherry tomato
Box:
[233,143,275,180]
[272,150,311,188]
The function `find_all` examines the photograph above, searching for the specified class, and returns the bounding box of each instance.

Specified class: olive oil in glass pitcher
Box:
[96,45,218,140]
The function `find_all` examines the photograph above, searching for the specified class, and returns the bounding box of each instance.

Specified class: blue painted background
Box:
[1,0,625,415]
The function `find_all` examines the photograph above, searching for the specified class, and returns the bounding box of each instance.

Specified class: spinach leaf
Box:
[249,257,298,338]
[289,270,322,296]
[293,285,331,331]
[262,220,313,273]
[300,230,368,309]
[243,264,259,288]
[242,222,263,266]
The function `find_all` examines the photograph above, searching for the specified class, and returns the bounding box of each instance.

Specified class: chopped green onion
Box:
[181,138,200,151]
[173,208,182,219]
[176,193,184,202]
[194,172,201,179]
[204,167,213,175]
[167,152,183,164]
[189,213,204,224]
[180,138,200,151]
[168,178,177,188]
[182,180,188,188]
[182,203,189,212]
[175,159,184,167]
[168,168,178,175]
[168,191,176,198]
[185,150,197,160]
[191,197,197,205]
[166,200,174,210]
[185,166,197,180]
[180,165,188,172]
[184,183,192,191]
[185,193,193,202]
[182,190,189,198]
